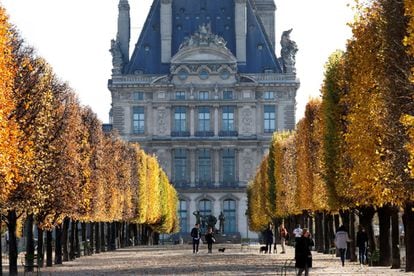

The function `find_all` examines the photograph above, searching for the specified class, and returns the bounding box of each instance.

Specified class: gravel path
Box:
[4,244,414,275]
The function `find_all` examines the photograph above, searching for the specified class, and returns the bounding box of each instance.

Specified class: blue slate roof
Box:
[125,0,282,74]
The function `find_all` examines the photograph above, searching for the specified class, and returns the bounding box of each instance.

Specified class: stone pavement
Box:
[2,243,414,275]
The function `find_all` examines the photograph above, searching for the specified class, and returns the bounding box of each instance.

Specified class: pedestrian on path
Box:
[279,223,288,254]
[335,225,350,266]
[356,225,368,265]
[293,224,303,246]
[263,223,274,254]
[295,228,314,276]
[191,223,201,254]
[205,227,215,253]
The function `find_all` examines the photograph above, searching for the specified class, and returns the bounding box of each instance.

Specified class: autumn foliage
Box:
[0,5,178,233]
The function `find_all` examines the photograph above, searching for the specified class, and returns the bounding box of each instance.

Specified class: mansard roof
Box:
[124,0,282,75]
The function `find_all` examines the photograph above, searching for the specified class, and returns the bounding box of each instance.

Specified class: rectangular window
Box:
[222,149,235,184]
[198,149,211,184]
[223,90,233,100]
[175,91,186,100]
[132,106,145,134]
[264,105,276,133]
[222,106,234,131]
[178,200,188,233]
[174,107,187,132]
[198,107,210,132]
[174,149,187,184]
[199,91,209,100]
[264,91,275,100]
[133,92,144,101]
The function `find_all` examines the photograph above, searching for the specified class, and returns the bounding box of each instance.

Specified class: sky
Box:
[1,0,354,124]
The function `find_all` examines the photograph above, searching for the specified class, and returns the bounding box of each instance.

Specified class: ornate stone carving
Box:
[110,39,124,75]
[156,109,168,135]
[241,108,253,133]
[280,29,298,74]
[179,23,227,50]
[242,152,254,181]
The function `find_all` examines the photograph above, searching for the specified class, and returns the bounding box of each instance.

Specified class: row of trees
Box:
[0,6,179,275]
[248,0,414,272]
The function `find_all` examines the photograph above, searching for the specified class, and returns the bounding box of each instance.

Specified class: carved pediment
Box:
[171,23,237,65]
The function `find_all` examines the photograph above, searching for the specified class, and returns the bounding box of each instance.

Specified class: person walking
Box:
[356,225,368,265]
[335,225,350,266]
[190,223,201,254]
[293,224,303,246]
[295,228,314,276]
[279,223,288,254]
[263,224,274,254]
[205,227,215,253]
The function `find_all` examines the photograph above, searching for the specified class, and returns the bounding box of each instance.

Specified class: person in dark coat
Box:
[190,223,201,254]
[356,225,368,265]
[295,228,314,276]
[263,224,274,254]
[205,227,215,253]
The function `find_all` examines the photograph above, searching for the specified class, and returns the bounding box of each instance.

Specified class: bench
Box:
[21,253,40,275]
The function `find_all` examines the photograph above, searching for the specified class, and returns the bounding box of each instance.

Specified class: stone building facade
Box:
[108,0,299,240]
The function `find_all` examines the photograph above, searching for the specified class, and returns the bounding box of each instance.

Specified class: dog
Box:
[218,248,226,253]
[259,246,268,254]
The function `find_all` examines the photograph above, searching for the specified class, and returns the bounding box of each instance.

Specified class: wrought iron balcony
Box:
[218,130,238,137]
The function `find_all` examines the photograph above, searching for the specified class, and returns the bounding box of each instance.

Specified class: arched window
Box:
[178,199,187,233]
[223,199,236,233]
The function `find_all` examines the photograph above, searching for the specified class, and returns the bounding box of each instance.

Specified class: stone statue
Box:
[206,214,217,230]
[110,39,124,75]
[219,212,225,233]
[280,29,298,73]
[193,210,201,225]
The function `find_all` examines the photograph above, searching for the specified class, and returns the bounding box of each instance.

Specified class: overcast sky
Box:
[1,0,354,123]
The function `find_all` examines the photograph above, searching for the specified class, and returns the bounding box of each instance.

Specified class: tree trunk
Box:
[101,222,106,252]
[358,206,376,256]
[403,201,414,272]
[95,222,101,253]
[378,205,392,266]
[62,217,69,262]
[37,227,44,267]
[315,212,323,253]
[55,225,62,264]
[81,222,87,256]
[7,210,18,276]
[109,223,116,251]
[46,230,53,267]
[89,223,94,255]
[75,221,80,258]
[133,224,138,245]
[0,213,2,276]
[323,212,331,254]
[69,220,75,260]
[26,215,35,271]
[391,207,400,269]
[349,211,357,261]
[334,214,340,232]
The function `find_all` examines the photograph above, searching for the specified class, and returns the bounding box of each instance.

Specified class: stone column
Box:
[190,105,195,136]
[160,0,172,63]
[214,148,220,186]
[235,0,247,63]
[214,105,219,136]
[190,148,196,186]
